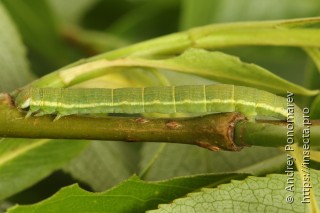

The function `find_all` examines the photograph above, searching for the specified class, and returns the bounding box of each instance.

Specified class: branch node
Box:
[0,93,14,107]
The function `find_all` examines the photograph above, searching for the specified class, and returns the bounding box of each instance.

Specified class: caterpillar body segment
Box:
[15,84,288,120]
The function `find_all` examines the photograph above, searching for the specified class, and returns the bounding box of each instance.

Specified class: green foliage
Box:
[179,0,320,29]
[7,170,320,212]
[131,48,317,95]
[31,48,318,94]
[0,2,33,91]
[64,141,141,191]
[139,144,284,181]
[0,139,89,200]
[311,95,320,119]
[8,174,248,213]
[0,0,319,212]
[2,0,83,75]
[151,169,320,213]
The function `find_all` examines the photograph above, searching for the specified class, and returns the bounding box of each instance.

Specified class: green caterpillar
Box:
[15,84,290,120]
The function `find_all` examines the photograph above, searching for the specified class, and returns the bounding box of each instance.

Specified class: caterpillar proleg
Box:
[15,84,289,120]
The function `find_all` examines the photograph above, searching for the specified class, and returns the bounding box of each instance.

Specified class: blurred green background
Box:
[1,0,320,210]
[2,0,320,87]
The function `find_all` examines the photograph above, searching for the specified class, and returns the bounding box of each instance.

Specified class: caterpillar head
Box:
[15,89,31,109]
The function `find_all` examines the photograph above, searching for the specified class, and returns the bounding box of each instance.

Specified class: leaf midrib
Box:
[0,139,49,166]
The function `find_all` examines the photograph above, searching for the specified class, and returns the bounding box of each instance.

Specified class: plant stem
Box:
[0,103,244,151]
[0,101,319,151]
[235,120,320,148]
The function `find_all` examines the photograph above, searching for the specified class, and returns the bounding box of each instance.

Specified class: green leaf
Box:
[179,0,320,30]
[48,0,99,24]
[150,169,320,213]
[0,2,33,92]
[40,48,318,95]
[304,59,320,97]
[2,0,81,73]
[64,141,141,191]
[310,95,320,119]
[139,143,285,181]
[54,17,320,71]
[0,138,89,200]
[147,48,317,95]
[138,48,318,95]
[179,0,220,30]
[305,48,320,74]
[7,173,248,213]
[106,0,180,42]
[63,27,129,54]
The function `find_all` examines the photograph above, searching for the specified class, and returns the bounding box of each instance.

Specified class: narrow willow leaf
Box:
[95,16,320,61]
[49,48,318,95]
[179,0,320,30]
[106,0,179,41]
[48,0,99,24]
[310,151,320,162]
[75,67,169,89]
[304,47,320,74]
[64,141,140,191]
[7,174,248,213]
[310,95,320,119]
[192,28,320,50]
[32,17,320,88]
[2,0,80,71]
[62,27,128,53]
[139,143,283,181]
[149,48,318,95]
[150,169,320,213]
[179,0,218,30]
[0,138,89,200]
[0,2,33,92]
